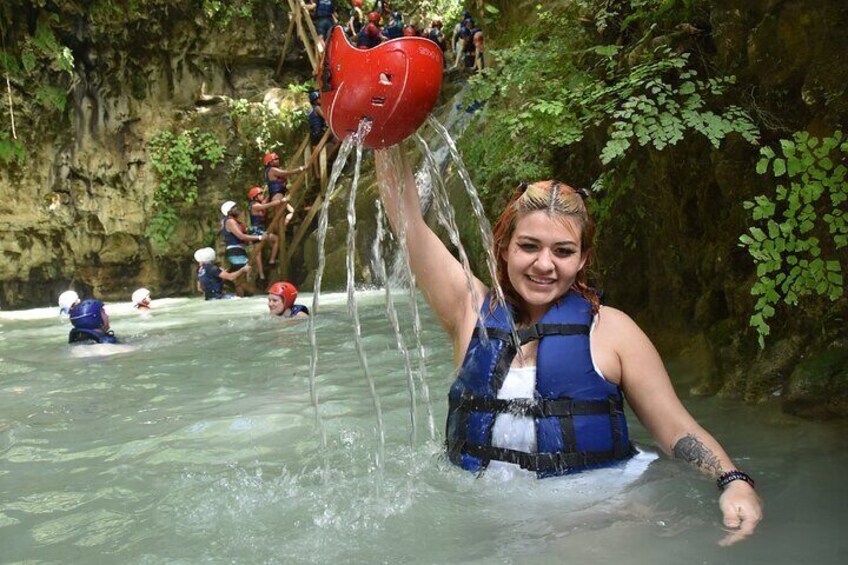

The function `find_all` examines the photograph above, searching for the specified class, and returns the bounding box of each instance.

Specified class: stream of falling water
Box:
[414,133,488,346]
[308,116,521,477]
[344,125,387,488]
[375,200,419,446]
[427,115,522,356]
[378,146,437,441]
[308,134,357,456]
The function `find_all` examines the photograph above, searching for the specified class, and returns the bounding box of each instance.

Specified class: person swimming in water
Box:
[267,281,310,318]
[194,247,250,300]
[132,288,152,312]
[58,290,119,344]
[375,147,762,545]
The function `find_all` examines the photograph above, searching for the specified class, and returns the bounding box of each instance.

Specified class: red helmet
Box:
[268,281,297,310]
[247,186,263,201]
[367,11,380,23]
[403,25,416,37]
[352,0,363,7]
[263,152,279,166]
[317,26,444,149]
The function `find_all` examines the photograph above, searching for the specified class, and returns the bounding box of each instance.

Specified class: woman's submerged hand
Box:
[717,481,763,546]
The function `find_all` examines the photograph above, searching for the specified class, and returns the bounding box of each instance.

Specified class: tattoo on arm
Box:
[672,434,723,477]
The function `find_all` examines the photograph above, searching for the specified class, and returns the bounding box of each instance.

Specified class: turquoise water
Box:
[1,291,846,564]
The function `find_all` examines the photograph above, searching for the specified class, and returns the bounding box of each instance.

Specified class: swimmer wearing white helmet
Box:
[58,290,80,315]
[194,246,250,300]
[132,288,152,311]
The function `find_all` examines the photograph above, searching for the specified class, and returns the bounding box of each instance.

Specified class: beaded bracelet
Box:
[717,470,756,491]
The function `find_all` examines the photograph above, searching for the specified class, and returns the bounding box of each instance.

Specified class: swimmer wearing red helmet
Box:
[267,281,310,318]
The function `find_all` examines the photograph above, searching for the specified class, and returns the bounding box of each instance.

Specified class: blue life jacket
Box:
[265,166,287,198]
[248,201,265,229]
[69,327,119,344]
[357,24,382,48]
[308,109,326,144]
[221,218,244,247]
[289,304,310,317]
[315,0,334,18]
[69,299,106,330]
[446,292,634,478]
[197,262,225,299]
[384,22,403,39]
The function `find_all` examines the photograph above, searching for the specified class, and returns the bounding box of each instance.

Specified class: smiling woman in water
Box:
[375,146,763,545]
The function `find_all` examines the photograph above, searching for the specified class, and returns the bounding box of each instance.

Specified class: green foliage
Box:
[1,11,76,166]
[146,128,225,248]
[0,131,26,166]
[202,0,262,28]
[739,131,848,347]
[459,3,758,201]
[227,95,307,154]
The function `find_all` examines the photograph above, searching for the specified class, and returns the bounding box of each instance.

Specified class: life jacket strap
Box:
[476,323,590,347]
[461,443,632,474]
[451,393,623,419]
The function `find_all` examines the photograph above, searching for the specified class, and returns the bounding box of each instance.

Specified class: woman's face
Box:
[268,293,285,316]
[504,210,587,321]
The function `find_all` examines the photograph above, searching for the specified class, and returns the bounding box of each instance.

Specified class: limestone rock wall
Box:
[0,3,309,308]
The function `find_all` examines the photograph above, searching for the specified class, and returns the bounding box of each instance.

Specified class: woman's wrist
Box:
[717,470,755,491]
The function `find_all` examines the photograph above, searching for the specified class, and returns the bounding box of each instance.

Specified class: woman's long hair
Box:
[491,180,600,325]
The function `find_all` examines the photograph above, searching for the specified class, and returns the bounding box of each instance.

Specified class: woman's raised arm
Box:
[375,146,485,341]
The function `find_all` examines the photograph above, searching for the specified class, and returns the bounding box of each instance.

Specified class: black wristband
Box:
[717,470,755,491]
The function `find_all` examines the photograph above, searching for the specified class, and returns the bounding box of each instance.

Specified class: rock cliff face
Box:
[0,3,308,308]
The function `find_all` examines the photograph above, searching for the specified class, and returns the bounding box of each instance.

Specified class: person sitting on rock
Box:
[59,290,119,344]
[267,281,310,318]
[194,247,250,300]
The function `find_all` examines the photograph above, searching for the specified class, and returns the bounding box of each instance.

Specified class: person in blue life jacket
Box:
[426,19,447,63]
[246,186,283,276]
[58,290,118,344]
[221,200,268,283]
[374,147,763,546]
[194,247,250,300]
[307,89,327,146]
[357,11,387,49]
[267,281,310,319]
[456,18,482,70]
[303,0,337,51]
[383,10,403,40]
[264,152,307,230]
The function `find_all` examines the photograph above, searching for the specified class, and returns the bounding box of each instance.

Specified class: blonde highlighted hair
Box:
[491,180,599,324]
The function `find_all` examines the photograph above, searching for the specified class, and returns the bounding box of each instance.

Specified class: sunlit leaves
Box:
[740,130,847,346]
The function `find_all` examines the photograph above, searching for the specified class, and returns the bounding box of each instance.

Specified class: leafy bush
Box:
[146,128,225,249]
[460,3,758,205]
[740,131,847,346]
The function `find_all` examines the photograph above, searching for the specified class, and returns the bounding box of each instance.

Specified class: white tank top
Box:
[488,365,537,474]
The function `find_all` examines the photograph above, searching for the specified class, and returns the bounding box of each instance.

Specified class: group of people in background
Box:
[57,272,308,345]
[304,1,483,71]
[57,141,315,345]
